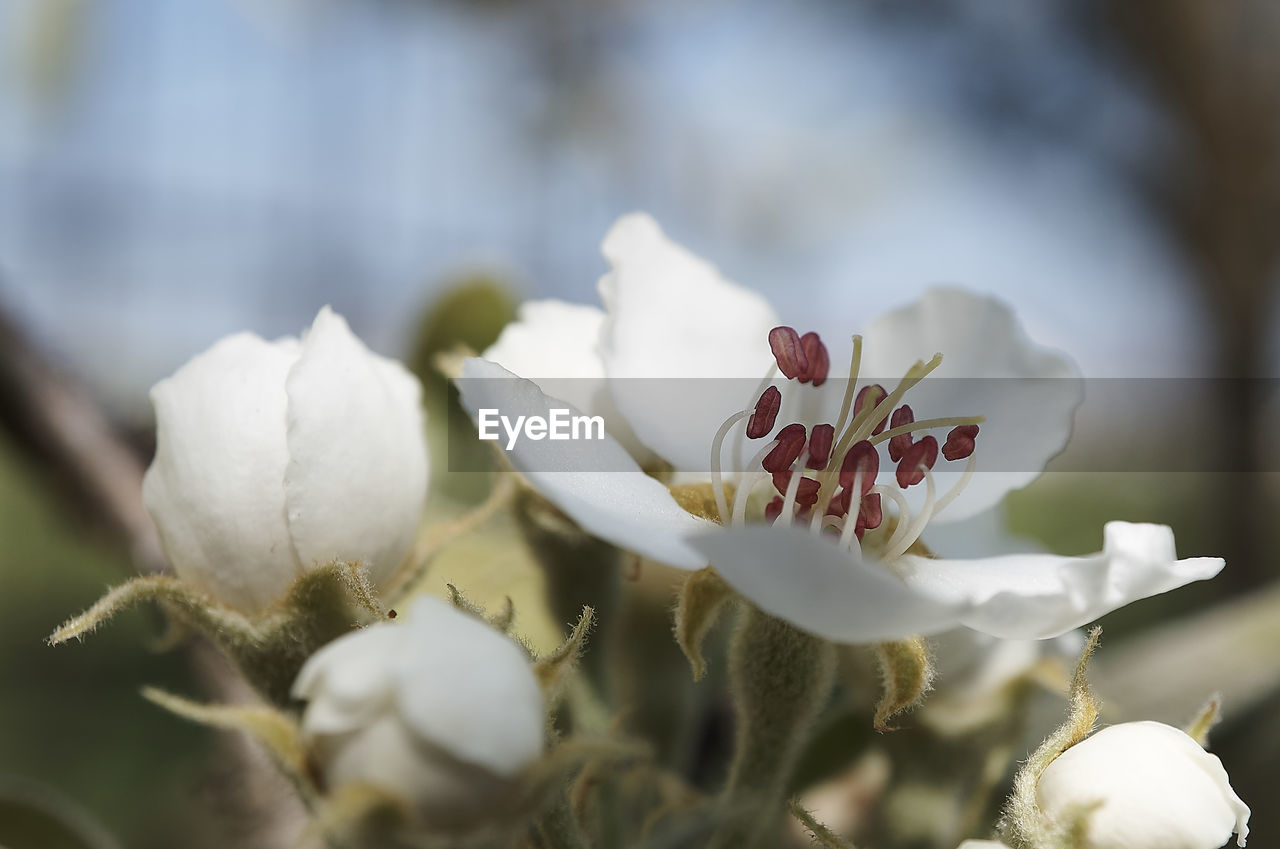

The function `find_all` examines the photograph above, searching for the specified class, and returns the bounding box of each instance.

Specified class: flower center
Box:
[709,327,983,562]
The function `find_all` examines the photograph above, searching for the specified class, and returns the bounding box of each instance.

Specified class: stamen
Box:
[799,332,830,386]
[733,468,770,527]
[737,439,778,497]
[778,460,808,521]
[814,354,942,523]
[710,410,752,523]
[873,415,984,447]
[858,492,883,532]
[768,326,809,381]
[746,386,782,439]
[806,423,834,470]
[830,336,863,439]
[852,384,888,435]
[838,467,866,549]
[932,452,978,516]
[762,423,807,473]
[825,486,851,518]
[884,468,936,562]
[765,496,785,523]
[849,354,943,449]
[942,424,980,461]
[820,513,845,534]
[839,440,879,496]
[896,435,939,488]
[887,405,915,462]
[870,483,912,536]
[733,363,780,467]
[772,471,820,510]
[838,497,862,549]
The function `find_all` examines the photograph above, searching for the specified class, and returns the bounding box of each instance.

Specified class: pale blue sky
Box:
[0,0,1216,415]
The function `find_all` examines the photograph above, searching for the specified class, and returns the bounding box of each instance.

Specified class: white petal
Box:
[1037,721,1249,849]
[895,521,1223,640]
[293,622,403,735]
[393,598,544,777]
[597,213,781,472]
[956,842,1013,849]
[316,714,510,822]
[284,307,429,586]
[922,504,1046,558]
[860,288,1082,521]
[456,357,713,570]
[142,332,303,613]
[483,299,655,465]
[688,525,967,643]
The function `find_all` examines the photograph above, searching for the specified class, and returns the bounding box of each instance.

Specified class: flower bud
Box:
[292,596,545,826]
[142,307,428,613]
[1036,721,1250,849]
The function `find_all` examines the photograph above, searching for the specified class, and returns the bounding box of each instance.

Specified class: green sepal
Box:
[1184,693,1222,747]
[999,626,1102,849]
[50,561,386,704]
[536,606,596,703]
[872,636,934,731]
[141,687,314,802]
[673,567,733,682]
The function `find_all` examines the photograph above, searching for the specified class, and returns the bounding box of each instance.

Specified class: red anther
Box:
[772,471,821,508]
[942,424,980,461]
[826,486,852,518]
[887,404,915,462]
[765,496,785,522]
[746,386,782,439]
[838,440,879,496]
[762,423,807,473]
[799,332,830,386]
[769,326,809,381]
[806,423,834,469]
[895,435,939,488]
[852,384,889,435]
[858,492,883,532]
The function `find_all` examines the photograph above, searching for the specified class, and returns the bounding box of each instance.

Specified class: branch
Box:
[0,290,316,847]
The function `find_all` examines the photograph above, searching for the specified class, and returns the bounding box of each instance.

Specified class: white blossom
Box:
[456,214,1223,644]
[292,596,545,822]
[143,307,428,613]
[1036,721,1249,849]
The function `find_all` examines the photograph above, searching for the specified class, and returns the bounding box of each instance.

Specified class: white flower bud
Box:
[292,597,545,824]
[1036,721,1250,849]
[142,307,428,612]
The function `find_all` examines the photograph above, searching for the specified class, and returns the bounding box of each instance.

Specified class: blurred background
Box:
[0,0,1277,847]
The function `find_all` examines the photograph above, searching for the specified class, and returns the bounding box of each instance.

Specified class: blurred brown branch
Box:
[0,303,166,574]
[0,293,314,849]
[1110,0,1280,592]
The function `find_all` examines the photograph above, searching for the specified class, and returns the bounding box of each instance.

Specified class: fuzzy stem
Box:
[710,603,837,849]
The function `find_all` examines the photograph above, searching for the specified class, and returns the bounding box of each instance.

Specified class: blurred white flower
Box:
[143,307,428,613]
[1036,721,1250,849]
[924,627,1083,734]
[292,596,545,822]
[957,841,1012,848]
[458,214,1223,644]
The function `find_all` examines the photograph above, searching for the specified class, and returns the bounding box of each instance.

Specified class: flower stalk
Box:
[710,602,837,849]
